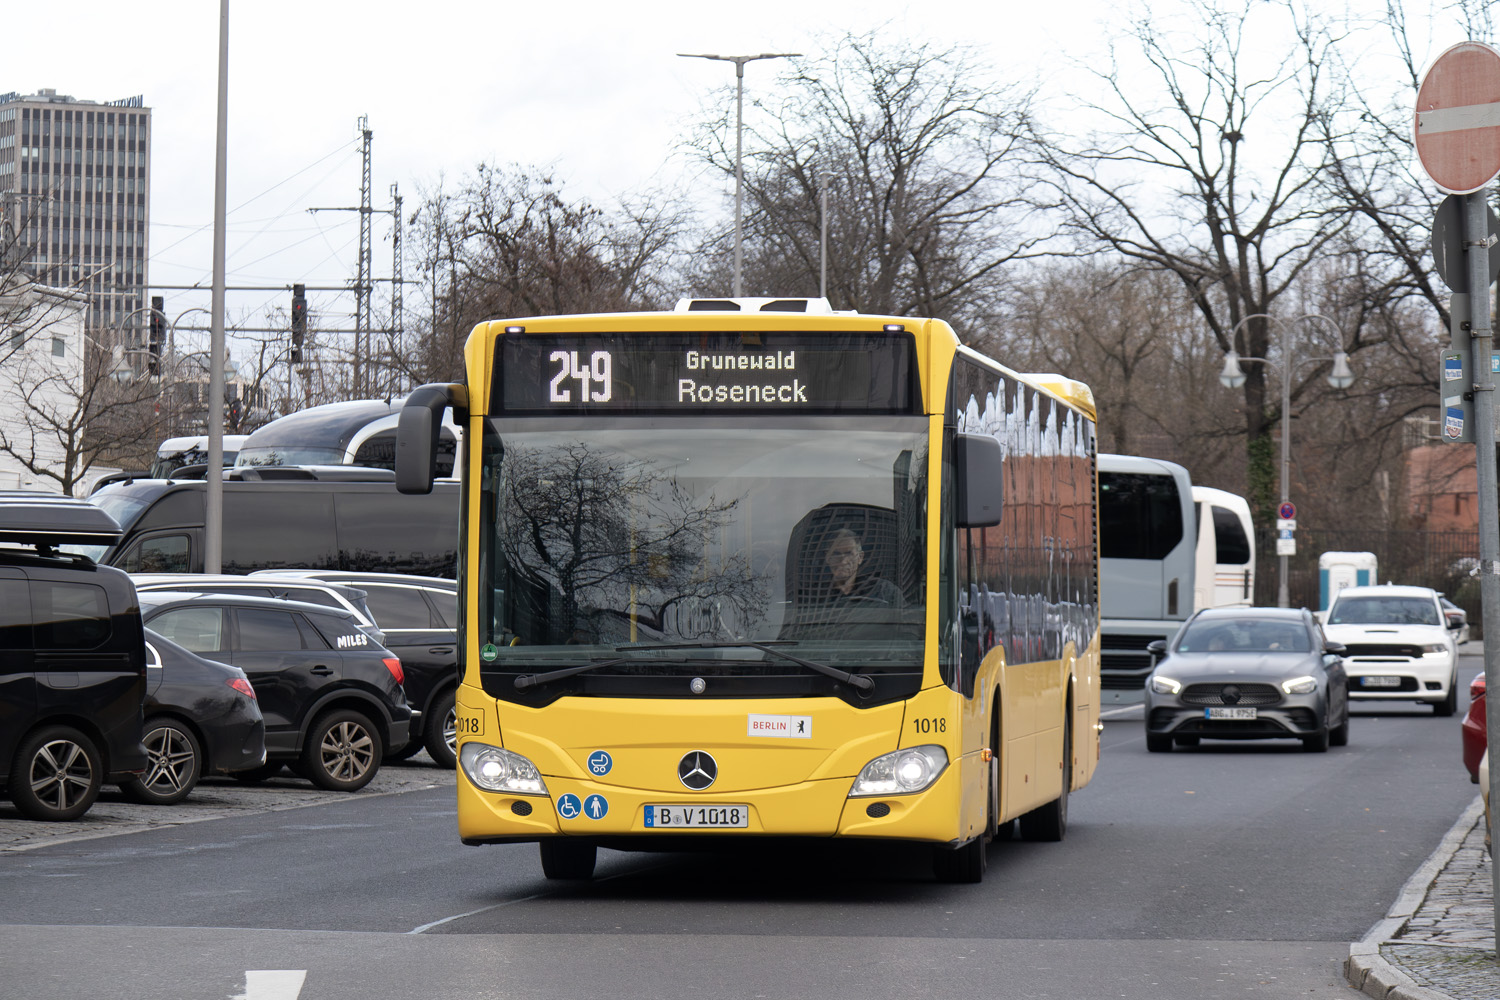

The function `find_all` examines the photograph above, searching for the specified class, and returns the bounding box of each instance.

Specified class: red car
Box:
[1462,673,1487,782]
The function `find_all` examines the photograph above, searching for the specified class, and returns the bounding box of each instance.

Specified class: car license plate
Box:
[1360,676,1402,687]
[1206,707,1257,720]
[643,804,748,829]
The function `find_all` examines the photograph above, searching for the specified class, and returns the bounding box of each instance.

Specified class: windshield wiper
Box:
[511,640,875,693]
[513,656,635,691]
[624,640,875,693]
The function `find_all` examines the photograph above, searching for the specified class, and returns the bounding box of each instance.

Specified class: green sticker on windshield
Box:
[480,643,499,662]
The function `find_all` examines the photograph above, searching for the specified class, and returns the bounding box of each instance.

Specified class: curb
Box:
[1345,797,1486,999]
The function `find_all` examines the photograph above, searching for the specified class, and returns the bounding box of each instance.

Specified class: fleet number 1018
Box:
[549,350,613,403]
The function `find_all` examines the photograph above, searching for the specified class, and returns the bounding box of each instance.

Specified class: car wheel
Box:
[539,839,597,880]
[11,726,103,821]
[1146,732,1173,753]
[121,717,202,805]
[1329,712,1350,748]
[384,739,423,762]
[231,761,286,784]
[1302,727,1330,753]
[1433,678,1458,717]
[302,709,383,792]
[423,688,458,770]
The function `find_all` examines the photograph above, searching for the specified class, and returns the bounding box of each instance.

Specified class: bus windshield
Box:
[479,420,928,702]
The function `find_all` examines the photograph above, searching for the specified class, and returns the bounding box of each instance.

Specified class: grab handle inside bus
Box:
[397,383,467,494]
[953,432,1003,528]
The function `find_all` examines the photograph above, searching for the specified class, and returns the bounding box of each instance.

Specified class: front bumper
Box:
[456,751,971,847]
[1344,655,1453,701]
[1145,691,1328,740]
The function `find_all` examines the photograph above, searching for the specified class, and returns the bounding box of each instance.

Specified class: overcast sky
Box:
[2,0,1475,335]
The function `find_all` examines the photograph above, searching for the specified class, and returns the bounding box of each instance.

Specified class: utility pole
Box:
[309,117,399,399]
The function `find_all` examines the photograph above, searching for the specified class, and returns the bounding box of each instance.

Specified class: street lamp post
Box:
[1219,313,1355,608]
[678,51,801,298]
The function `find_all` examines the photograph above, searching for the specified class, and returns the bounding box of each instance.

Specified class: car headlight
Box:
[1149,674,1182,695]
[1281,675,1318,694]
[849,745,948,797]
[459,742,548,795]
[1422,644,1450,655]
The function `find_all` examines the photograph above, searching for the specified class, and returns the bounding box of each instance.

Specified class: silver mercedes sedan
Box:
[1144,607,1350,753]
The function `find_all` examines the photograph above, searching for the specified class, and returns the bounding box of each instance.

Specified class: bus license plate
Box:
[644,805,748,829]
[1206,707,1256,720]
[1361,676,1401,687]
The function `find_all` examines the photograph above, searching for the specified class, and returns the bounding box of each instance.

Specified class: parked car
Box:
[1440,596,1470,645]
[1144,606,1350,753]
[120,630,266,805]
[253,570,458,767]
[1322,585,1461,715]
[135,591,410,792]
[0,494,147,821]
[132,574,381,640]
[1462,673,1486,783]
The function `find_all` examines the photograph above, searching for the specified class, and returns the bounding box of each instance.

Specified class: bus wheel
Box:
[1020,721,1069,842]
[932,836,986,883]
[540,839,597,880]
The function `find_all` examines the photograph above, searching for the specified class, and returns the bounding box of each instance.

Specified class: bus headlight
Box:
[849,745,948,797]
[1281,675,1318,694]
[459,743,548,795]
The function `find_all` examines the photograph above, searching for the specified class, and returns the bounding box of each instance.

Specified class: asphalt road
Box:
[0,652,1485,1000]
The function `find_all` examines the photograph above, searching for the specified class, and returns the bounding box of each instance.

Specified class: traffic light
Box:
[290,283,307,364]
[147,295,164,375]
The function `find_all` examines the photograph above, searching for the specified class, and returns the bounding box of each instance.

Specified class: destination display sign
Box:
[493,331,920,414]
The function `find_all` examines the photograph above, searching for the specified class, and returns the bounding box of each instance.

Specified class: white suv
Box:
[1322,585,1460,715]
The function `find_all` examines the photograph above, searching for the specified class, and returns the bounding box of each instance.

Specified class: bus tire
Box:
[932,836,985,883]
[540,839,597,880]
[1019,719,1069,842]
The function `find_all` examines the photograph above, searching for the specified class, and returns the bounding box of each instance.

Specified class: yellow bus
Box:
[396,297,1101,883]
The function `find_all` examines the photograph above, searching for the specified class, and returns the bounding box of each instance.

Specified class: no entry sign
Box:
[1415,41,1500,194]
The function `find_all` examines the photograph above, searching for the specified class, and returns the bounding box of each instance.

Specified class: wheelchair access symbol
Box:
[587,750,613,776]
[556,793,582,820]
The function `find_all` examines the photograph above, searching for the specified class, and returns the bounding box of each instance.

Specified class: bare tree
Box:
[394,166,687,385]
[685,30,1053,328]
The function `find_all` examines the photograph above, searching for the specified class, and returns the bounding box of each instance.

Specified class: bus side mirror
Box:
[954,433,1003,528]
[397,383,467,495]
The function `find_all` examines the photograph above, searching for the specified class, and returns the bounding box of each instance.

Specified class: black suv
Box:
[0,495,148,821]
[134,591,411,792]
[254,570,458,767]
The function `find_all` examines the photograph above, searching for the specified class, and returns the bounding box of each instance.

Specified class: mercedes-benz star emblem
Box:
[678,751,717,790]
[1222,684,1242,705]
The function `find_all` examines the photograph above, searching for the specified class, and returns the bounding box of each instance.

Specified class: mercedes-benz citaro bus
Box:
[395,296,1102,883]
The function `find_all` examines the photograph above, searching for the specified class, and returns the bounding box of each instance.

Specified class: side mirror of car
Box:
[1324,641,1347,656]
[1448,619,1464,631]
[1146,640,1167,656]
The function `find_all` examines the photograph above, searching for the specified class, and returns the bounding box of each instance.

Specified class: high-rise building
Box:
[0,89,151,353]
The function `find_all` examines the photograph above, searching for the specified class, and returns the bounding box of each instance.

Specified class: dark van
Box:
[79,469,458,577]
[0,494,148,821]
[234,398,457,475]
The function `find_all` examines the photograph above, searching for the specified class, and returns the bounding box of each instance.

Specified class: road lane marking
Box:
[235,970,306,1000]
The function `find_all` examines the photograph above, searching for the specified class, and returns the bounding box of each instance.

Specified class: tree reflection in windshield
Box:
[496,440,766,646]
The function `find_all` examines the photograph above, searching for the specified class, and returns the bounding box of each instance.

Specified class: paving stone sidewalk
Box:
[1347,797,1500,999]
[0,756,456,854]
